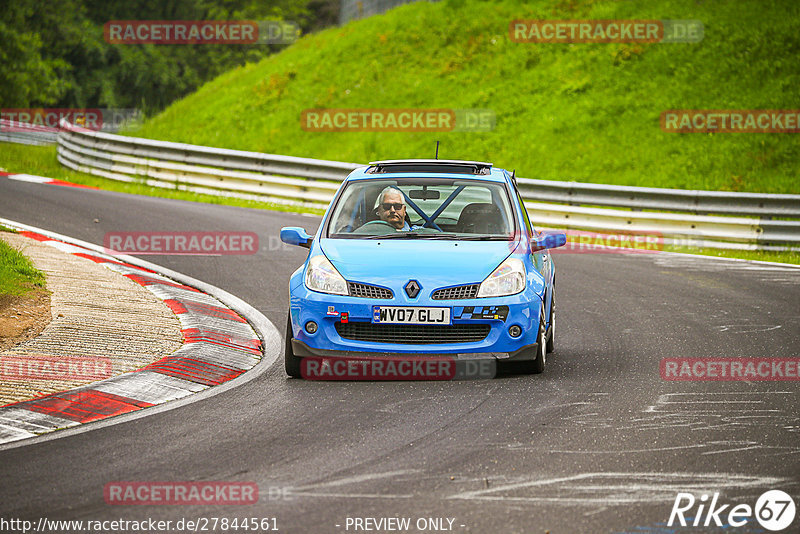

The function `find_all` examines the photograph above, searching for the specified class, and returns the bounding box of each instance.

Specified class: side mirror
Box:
[280,227,312,248]
[530,231,567,252]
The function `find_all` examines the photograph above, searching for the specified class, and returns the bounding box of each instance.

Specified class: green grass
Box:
[0,230,47,296]
[662,245,800,266]
[0,143,325,216]
[125,0,799,194]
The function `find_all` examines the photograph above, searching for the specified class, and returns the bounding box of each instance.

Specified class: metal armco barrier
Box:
[514,177,800,218]
[0,119,57,145]
[55,120,800,249]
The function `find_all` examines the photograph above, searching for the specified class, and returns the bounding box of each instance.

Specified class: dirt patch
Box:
[0,290,52,352]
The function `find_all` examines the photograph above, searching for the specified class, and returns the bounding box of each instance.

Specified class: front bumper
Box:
[289,284,542,361]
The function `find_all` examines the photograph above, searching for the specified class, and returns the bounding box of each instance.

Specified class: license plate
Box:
[372,306,450,325]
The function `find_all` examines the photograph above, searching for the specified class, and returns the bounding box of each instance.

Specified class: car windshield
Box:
[326,178,516,239]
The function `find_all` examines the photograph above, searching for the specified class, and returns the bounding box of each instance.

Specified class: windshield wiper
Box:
[362,233,510,240]
[455,235,512,241]
[362,233,412,239]
[363,232,456,239]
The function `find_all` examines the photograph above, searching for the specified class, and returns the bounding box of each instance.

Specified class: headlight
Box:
[477,257,526,297]
[305,255,348,295]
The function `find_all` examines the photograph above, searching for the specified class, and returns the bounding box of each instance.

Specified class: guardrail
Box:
[0,119,57,145]
[55,120,800,250]
[514,178,800,218]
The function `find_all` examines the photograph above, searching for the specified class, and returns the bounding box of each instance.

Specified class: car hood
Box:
[319,238,514,290]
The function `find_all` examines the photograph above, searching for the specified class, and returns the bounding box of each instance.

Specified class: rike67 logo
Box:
[669,490,796,531]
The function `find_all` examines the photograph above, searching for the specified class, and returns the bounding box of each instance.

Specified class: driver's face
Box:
[378,191,406,229]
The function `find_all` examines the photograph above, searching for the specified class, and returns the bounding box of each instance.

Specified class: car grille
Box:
[348,282,393,299]
[431,284,480,300]
[335,322,490,344]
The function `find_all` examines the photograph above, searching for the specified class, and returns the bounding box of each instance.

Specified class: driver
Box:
[377,187,411,230]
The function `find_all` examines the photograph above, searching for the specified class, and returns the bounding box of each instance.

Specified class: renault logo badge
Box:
[404,280,421,298]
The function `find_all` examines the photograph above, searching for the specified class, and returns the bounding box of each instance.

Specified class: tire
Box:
[512,310,546,375]
[546,289,555,354]
[284,314,302,378]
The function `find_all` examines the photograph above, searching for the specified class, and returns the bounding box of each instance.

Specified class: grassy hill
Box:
[127,0,799,193]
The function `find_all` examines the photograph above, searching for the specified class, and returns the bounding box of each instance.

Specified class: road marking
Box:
[448,472,789,505]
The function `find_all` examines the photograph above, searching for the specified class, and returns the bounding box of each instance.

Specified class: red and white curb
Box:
[0,219,278,445]
[0,171,99,189]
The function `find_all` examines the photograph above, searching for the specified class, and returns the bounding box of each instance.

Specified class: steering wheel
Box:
[360,220,395,228]
[352,219,398,234]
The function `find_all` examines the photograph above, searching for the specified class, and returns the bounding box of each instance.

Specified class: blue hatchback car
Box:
[281,159,566,378]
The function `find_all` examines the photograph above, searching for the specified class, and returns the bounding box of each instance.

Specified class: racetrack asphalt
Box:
[0,177,798,533]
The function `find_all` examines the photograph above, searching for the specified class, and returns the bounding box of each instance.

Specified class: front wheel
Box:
[284,314,302,378]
